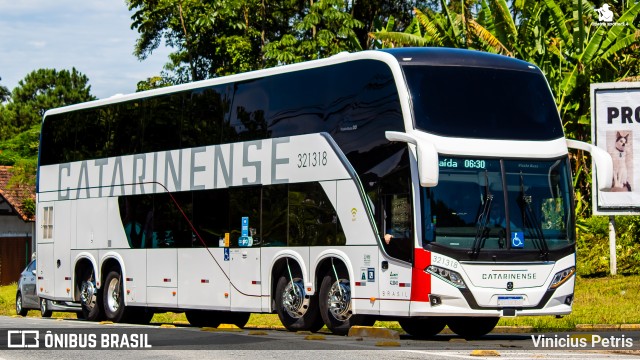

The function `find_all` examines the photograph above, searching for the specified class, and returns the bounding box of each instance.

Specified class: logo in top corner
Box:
[595,3,614,22]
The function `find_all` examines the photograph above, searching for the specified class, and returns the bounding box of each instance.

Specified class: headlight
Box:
[549,266,575,289]
[426,265,466,288]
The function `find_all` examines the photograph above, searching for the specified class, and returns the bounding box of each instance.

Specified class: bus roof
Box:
[381,47,537,72]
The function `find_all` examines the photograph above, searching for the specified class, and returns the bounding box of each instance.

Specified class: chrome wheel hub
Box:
[80,280,96,309]
[327,279,351,321]
[282,279,308,318]
[106,277,120,312]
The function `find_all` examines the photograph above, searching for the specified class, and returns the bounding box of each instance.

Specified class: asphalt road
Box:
[1,316,639,359]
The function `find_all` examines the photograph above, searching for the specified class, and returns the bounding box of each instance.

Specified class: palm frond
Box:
[468,19,513,56]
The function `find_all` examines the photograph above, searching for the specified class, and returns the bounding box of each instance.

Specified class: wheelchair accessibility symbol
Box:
[511,232,524,248]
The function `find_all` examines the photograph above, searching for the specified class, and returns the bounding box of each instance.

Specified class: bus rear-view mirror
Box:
[385,131,439,187]
[566,139,613,190]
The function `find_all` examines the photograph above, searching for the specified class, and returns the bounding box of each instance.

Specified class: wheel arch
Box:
[313,250,354,289]
[269,251,307,312]
[100,252,127,305]
[73,254,98,302]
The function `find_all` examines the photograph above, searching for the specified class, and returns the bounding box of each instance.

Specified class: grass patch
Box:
[2,275,639,330]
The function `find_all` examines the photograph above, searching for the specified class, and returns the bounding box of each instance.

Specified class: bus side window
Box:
[262,185,288,247]
[192,189,229,247]
[381,194,413,262]
[229,187,261,247]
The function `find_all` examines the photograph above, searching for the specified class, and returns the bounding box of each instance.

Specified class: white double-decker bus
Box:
[36,48,611,337]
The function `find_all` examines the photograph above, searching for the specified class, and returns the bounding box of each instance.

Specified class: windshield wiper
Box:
[470,170,492,258]
[517,173,549,259]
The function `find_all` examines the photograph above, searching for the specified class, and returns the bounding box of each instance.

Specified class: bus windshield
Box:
[403,65,564,140]
[421,157,574,255]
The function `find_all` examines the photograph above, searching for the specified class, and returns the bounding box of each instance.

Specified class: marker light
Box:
[426,265,466,288]
[549,266,575,289]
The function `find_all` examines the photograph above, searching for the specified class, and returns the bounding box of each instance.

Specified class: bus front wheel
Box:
[275,274,323,332]
[447,317,499,339]
[398,317,446,338]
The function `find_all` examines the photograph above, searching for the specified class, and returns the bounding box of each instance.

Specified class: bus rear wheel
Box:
[447,317,499,339]
[275,274,323,332]
[398,317,446,338]
[319,269,364,335]
[103,270,127,322]
[79,267,102,321]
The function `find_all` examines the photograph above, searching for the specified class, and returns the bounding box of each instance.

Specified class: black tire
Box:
[79,267,102,321]
[275,274,324,332]
[103,270,127,322]
[185,310,221,328]
[318,268,364,335]
[399,317,446,338]
[220,312,251,328]
[16,292,28,316]
[76,311,85,320]
[447,317,500,339]
[40,298,53,318]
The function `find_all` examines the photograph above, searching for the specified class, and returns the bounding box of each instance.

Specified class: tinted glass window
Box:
[192,188,229,247]
[229,187,261,247]
[143,94,184,152]
[40,59,405,167]
[404,65,564,140]
[119,192,194,249]
[421,157,574,259]
[262,185,288,247]
[365,153,413,263]
[184,87,225,148]
[288,182,344,247]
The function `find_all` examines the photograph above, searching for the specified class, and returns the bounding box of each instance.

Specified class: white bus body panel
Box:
[229,248,262,311]
[118,249,147,304]
[36,243,54,297]
[146,248,178,307]
[76,198,108,249]
[53,200,72,300]
[335,180,373,246]
[178,248,230,310]
[36,201,54,298]
[378,256,412,316]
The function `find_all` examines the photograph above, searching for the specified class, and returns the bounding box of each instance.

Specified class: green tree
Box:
[0,68,95,141]
[128,0,303,81]
[264,0,364,64]
[0,76,9,103]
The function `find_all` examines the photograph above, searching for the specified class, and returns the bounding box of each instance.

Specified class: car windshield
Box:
[421,157,574,255]
[402,65,564,140]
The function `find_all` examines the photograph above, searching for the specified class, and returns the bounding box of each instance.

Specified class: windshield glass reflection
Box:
[421,157,573,256]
